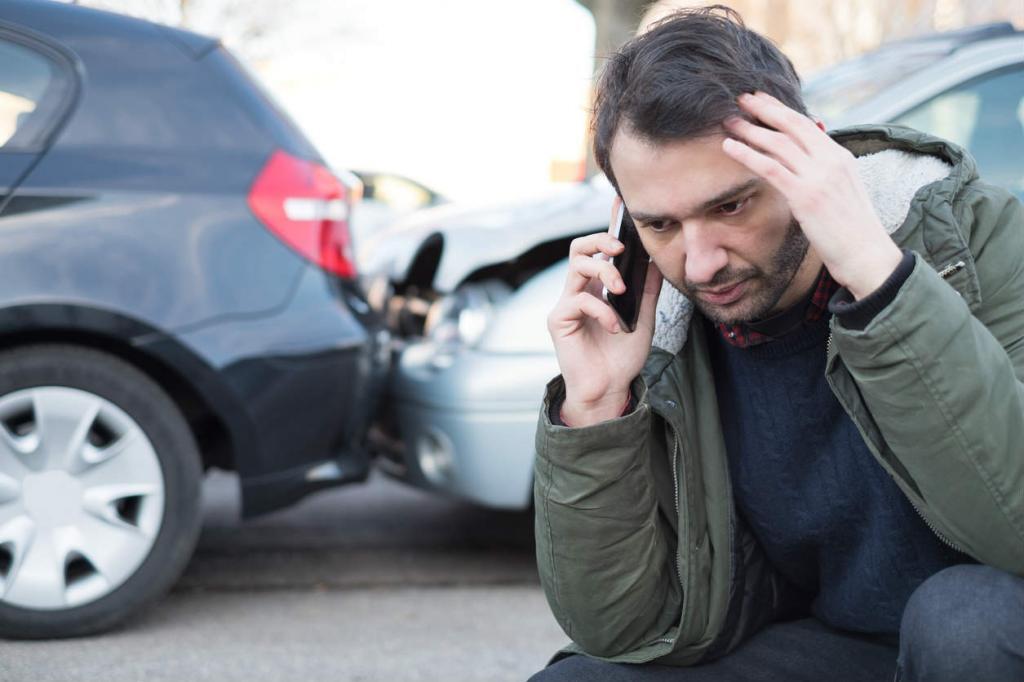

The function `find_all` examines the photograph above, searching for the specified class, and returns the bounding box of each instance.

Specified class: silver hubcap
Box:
[0,387,165,610]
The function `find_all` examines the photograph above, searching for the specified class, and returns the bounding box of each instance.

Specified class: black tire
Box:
[0,344,203,639]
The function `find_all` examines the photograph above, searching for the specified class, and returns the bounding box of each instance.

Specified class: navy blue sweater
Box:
[706,309,972,634]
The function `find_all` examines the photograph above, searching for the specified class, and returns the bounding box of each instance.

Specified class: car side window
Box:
[0,30,76,154]
[893,66,1024,200]
[0,38,57,150]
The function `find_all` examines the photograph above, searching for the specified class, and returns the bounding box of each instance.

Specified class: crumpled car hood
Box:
[357,176,615,293]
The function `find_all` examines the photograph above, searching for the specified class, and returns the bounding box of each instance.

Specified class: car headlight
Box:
[424,280,511,347]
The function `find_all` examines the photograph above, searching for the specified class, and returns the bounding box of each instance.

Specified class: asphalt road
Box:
[1,470,568,682]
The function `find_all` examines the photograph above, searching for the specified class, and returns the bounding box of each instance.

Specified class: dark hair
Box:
[592,5,807,191]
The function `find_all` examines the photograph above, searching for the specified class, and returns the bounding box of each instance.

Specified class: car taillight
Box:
[247,149,357,279]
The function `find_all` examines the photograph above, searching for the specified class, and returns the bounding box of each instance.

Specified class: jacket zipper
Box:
[826,332,965,554]
[907,497,966,552]
[937,260,966,279]
[654,422,686,646]
[670,429,685,586]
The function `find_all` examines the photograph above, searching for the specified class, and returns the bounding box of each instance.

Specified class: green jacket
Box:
[533,125,1024,666]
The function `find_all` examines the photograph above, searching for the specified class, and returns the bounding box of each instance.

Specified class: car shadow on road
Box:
[174,469,539,593]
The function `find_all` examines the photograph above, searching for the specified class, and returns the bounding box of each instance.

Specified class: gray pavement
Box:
[1,470,569,682]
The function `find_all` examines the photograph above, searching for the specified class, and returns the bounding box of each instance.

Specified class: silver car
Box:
[367,22,1024,510]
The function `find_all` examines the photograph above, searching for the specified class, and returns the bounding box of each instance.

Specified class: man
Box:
[530,6,1024,682]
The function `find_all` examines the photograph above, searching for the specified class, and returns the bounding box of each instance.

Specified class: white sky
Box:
[72,0,597,203]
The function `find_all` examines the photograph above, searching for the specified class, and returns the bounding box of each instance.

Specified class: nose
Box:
[681,220,728,286]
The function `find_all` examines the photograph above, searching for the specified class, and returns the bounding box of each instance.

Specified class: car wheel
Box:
[0,344,203,638]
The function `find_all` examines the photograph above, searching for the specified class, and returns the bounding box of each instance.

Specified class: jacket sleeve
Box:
[831,184,1024,574]
[533,373,682,659]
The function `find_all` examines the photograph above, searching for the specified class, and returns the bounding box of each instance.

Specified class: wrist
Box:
[839,243,903,301]
[829,249,915,330]
[561,388,632,427]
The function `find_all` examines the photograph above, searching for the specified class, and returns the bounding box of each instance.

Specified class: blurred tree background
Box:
[577,0,1023,174]
[80,0,1024,83]
[581,0,1024,75]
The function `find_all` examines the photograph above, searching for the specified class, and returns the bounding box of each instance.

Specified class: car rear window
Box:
[51,28,273,154]
[55,37,319,162]
[207,47,321,161]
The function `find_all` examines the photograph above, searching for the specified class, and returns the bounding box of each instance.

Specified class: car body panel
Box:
[373,255,572,509]
[478,259,569,354]
[386,342,559,508]
[0,182,305,326]
[148,263,388,516]
[0,152,37,199]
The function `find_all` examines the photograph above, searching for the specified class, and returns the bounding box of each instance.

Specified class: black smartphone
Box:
[603,202,650,333]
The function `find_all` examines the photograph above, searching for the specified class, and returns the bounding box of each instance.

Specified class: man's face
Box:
[610,126,811,325]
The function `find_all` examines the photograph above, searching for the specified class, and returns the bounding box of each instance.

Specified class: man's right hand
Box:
[546,197,663,427]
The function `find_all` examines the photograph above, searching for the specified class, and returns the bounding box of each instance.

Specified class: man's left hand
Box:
[721,91,902,300]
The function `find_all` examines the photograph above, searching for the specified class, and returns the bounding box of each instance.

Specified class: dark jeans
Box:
[528,564,1024,682]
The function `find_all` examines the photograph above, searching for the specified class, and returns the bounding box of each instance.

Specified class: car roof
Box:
[805,23,1024,129]
[0,0,218,59]
[819,31,1024,128]
[880,20,1019,52]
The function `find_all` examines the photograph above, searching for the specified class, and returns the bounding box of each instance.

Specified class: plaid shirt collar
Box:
[717,268,837,348]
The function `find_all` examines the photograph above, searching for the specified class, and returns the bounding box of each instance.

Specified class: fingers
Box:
[565,253,624,296]
[735,91,827,155]
[565,229,625,295]
[550,290,622,335]
[723,115,806,175]
[577,290,622,334]
[722,137,797,196]
[568,231,624,261]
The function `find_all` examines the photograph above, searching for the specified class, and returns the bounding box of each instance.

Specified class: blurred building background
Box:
[65,0,1023,204]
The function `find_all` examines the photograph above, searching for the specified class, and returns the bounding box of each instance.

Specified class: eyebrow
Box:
[629,178,761,225]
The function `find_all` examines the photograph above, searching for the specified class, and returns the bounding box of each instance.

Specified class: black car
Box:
[0,0,387,638]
